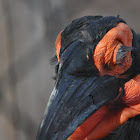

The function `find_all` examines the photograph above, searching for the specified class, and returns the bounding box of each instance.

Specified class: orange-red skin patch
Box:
[123,75,140,106]
[55,30,63,62]
[93,23,133,77]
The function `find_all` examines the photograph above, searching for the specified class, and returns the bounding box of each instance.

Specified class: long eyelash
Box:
[50,55,58,65]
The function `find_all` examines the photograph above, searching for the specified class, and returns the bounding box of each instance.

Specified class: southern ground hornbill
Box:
[37,16,140,140]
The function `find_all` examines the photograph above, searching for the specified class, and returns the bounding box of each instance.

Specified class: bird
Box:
[36,15,140,140]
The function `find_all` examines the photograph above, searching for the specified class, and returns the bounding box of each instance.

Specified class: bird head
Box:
[37,16,140,140]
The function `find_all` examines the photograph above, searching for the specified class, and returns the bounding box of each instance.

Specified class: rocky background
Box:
[0,0,140,139]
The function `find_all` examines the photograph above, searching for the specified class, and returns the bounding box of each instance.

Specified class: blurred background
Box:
[0,0,140,139]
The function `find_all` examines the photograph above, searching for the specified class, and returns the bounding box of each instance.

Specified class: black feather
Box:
[103,115,140,140]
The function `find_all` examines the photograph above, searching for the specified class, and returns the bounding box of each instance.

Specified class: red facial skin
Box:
[55,30,63,62]
[56,23,140,140]
[93,23,132,77]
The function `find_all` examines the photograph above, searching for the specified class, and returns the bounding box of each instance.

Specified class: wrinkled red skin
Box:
[56,23,140,140]
[93,23,132,77]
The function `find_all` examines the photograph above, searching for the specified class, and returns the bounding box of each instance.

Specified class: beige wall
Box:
[0,0,140,139]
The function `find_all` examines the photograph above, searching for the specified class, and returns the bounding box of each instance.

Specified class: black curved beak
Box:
[37,41,119,140]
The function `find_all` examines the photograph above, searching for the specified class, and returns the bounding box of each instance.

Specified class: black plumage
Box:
[103,115,140,140]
